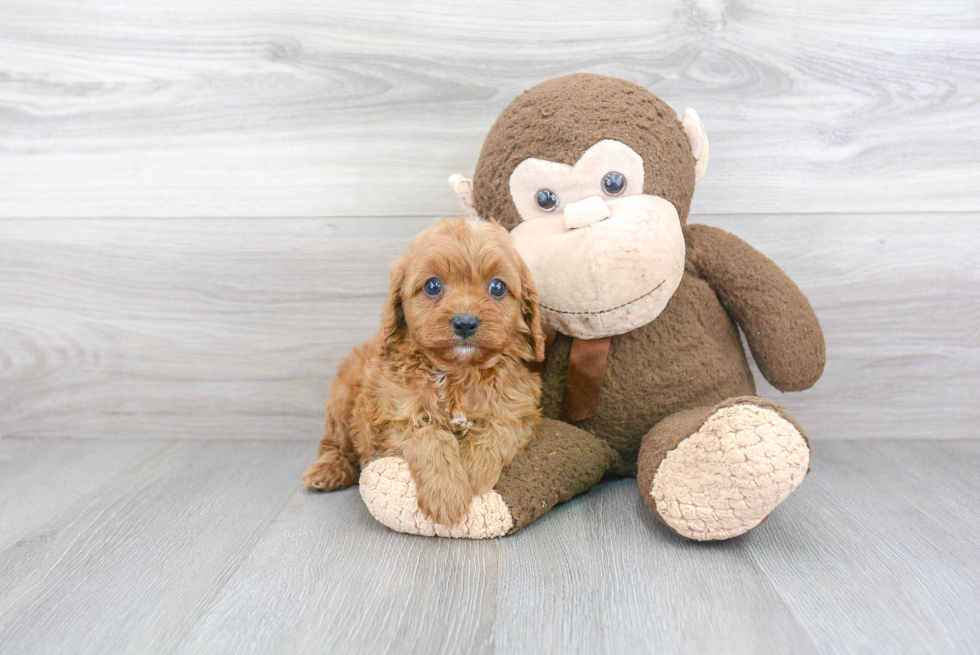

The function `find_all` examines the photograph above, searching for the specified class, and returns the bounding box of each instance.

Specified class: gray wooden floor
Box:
[1,437,978,655]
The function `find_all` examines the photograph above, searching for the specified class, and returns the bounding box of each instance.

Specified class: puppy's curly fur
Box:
[302,217,545,526]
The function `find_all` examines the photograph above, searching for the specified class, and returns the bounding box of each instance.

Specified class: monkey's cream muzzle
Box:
[510,194,685,340]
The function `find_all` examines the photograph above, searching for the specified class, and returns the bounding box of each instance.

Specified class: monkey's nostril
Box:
[451,314,480,338]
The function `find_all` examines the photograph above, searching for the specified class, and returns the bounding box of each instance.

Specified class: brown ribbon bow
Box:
[561,336,612,423]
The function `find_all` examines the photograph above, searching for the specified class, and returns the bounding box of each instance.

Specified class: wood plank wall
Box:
[1,0,978,440]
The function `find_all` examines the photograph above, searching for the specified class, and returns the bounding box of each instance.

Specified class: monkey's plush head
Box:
[450,74,709,340]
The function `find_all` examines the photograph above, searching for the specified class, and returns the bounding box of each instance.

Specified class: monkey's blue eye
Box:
[424,277,443,297]
[488,279,507,298]
[602,171,626,196]
[536,189,559,211]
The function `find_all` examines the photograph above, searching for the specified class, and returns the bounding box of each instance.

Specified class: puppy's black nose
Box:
[452,314,480,338]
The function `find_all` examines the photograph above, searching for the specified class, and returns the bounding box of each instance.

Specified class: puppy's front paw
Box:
[359,457,513,539]
[416,468,473,526]
[462,456,501,497]
[460,442,507,496]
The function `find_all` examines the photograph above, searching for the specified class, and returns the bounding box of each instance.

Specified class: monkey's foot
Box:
[642,400,811,541]
[359,457,513,539]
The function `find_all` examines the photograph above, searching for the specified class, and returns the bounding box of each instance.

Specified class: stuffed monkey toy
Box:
[358,73,825,541]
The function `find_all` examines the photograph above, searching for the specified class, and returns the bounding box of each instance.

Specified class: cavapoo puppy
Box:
[302,217,545,526]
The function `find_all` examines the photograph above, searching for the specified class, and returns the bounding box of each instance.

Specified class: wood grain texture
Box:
[1,213,977,441]
[492,483,814,654]
[0,438,151,551]
[0,438,310,655]
[174,475,499,655]
[0,217,423,440]
[747,440,980,653]
[1,438,978,654]
[1,0,978,218]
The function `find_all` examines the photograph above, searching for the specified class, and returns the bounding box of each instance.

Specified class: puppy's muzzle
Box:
[451,313,480,339]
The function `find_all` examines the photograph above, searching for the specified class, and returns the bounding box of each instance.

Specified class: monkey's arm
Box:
[684,224,825,392]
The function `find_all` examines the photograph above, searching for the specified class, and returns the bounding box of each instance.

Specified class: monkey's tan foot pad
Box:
[359,456,513,539]
[650,403,810,541]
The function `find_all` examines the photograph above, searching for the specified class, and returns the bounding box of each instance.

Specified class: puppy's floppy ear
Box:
[379,258,407,348]
[517,256,546,362]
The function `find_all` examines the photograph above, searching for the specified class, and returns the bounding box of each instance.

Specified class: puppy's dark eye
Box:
[601,171,626,196]
[423,277,443,297]
[536,189,559,212]
[488,279,507,298]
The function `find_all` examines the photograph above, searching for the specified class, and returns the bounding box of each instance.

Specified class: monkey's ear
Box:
[379,258,407,349]
[681,108,710,183]
[448,174,478,217]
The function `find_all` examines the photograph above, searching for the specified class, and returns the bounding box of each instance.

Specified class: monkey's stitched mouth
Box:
[539,280,664,316]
